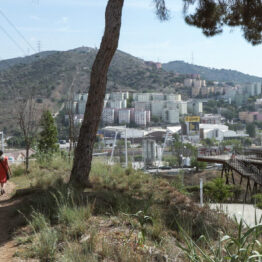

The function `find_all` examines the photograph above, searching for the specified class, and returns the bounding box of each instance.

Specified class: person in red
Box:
[0,150,11,195]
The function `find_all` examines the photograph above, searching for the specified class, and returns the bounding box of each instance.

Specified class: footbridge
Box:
[197,148,262,201]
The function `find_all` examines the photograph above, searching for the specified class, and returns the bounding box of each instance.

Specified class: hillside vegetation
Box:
[162,60,262,83]
[8,156,262,261]
[0,47,185,133]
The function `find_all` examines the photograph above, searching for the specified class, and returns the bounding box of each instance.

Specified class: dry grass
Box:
[13,157,235,261]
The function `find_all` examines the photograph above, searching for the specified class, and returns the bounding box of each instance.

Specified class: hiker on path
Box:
[0,150,11,195]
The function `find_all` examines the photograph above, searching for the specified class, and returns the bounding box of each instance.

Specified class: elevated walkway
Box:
[198,152,262,201]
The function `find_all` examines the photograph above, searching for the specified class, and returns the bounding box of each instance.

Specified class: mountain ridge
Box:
[162,60,262,83]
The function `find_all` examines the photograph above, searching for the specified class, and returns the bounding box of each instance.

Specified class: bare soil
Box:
[0,182,22,262]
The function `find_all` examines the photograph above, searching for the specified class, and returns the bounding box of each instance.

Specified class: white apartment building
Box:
[133,93,151,102]
[178,101,188,115]
[107,100,127,109]
[135,111,147,126]
[110,92,129,101]
[77,100,86,114]
[102,108,115,124]
[187,101,203,115]
[162,109,179,124]
[75,93,88,102]
[184,78,193,87]
[165,94,181,101]
[165,101,180,110]
[201,114,222,124]
[105,93,110,100]
[193,79,202,88]
[118,109,131,124]
[151,101,165,117]
[134,101,151,111]
[152,93,165,101]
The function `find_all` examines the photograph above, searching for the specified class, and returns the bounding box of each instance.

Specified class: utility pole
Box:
[109,131,118,164]
[37,40,41,53]
[125,126,128,167]
[200,178,203,207]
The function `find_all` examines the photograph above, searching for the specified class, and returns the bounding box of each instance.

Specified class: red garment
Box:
[0,157,8,183]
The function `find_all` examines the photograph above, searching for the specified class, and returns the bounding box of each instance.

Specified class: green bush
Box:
[12,165,25,177]
[178,218,262,261]
[205,178,233,203]
[253,194,262,209]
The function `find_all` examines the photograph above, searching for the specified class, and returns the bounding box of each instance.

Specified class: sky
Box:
[0,0,261,77]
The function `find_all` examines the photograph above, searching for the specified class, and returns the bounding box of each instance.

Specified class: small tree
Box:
[15,94,41,172]
[205,178,233,203]
[38,110,58,154]
[246,123,256,138]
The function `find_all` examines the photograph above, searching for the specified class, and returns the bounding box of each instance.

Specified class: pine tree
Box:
[38,110,58,154]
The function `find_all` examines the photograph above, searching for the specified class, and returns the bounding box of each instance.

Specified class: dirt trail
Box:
[0,181,20,262]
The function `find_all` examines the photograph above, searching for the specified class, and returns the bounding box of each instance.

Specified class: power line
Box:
[0,9,37,53]
[0,24,27,55]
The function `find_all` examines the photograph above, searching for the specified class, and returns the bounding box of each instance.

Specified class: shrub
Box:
[32,227,58,261]
[178,218,262,261]
[29,211,50,232]
[205,178,233,203]
[253,194,262,209]
[57,205,91,238]
[12,165,25,177]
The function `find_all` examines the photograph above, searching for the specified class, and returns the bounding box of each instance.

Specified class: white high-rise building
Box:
[151,101,165,117]
[133,93,150,102]
[77,100,86,114]
[165,94,181,101]
[108,100,127,109]
[162,109,179,124]
[184,78,193,87]
[152,93,165,101]
[193,79,202,88]
[178,101,188,115]
[110,92,129,101]
[102,108,115,124]
[187,101,203,115]
[134,101,151,111]
[135,111,147,126]
[118,109,131,124]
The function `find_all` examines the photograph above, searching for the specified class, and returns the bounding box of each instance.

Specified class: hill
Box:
[162,60,262,83]
[0,51,57,71]
[7,157,236,261]
[0,47,185,133]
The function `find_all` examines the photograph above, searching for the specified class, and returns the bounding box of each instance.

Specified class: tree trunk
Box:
[70,0,124,187]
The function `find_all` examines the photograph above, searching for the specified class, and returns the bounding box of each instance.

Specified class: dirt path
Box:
[0,181,20,262]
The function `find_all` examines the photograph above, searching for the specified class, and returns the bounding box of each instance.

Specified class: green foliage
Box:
[12,165,25,177]
[57,205,91,238]
[32,227,58,261]
[191,158,207,171]
[126,210,153,246]
[253,194,262,209]
[178,218,262,261]
[202,138,215,147]
[15,160,236,261]
[38,110,58,154]
[7,135,26,148]
[163,155,178,167]
[246,123,256,138]
[29,211,50,233]
[205,178,233,203]
[221,139,243,152]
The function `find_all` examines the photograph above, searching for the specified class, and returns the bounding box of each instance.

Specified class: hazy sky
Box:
[1,0,262,77]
